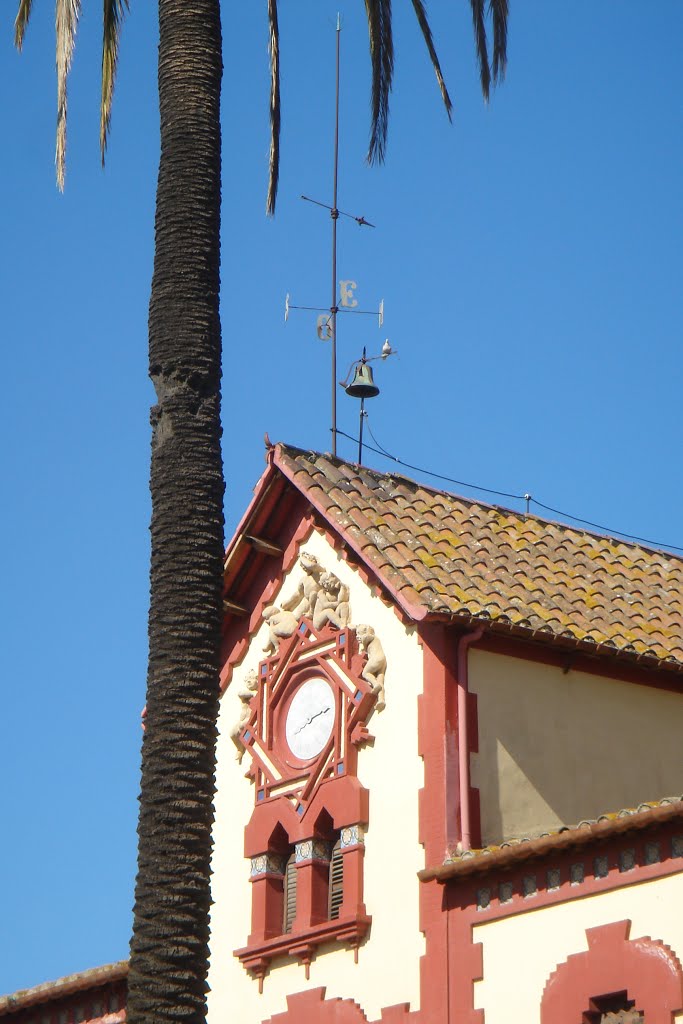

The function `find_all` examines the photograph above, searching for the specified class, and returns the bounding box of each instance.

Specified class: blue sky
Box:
[1,1,682,995]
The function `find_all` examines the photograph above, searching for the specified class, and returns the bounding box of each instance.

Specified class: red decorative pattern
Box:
[442,822,683,1024]
[239,622,376,813]
[541,920,683,1024]
[262,986,414,1024]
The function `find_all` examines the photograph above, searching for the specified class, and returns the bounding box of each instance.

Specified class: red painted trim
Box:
[541,919,683,1024]
[261,986,411,1024]
[421,801,683,882]
[457,627,485,852]
[416,624,457,1024]
[244,779,369,854]
[220,506,315,690]
[234,913,371,984]
[273,447,429,623]
[443,820,683,1024]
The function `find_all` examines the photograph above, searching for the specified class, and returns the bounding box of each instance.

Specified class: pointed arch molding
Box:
[541,920,683,1024]
[262,986,411,1024]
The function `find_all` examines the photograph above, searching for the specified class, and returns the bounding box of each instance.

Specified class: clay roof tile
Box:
[270,445,683,669]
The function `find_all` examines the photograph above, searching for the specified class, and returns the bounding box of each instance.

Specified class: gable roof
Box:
[223,444,683,673]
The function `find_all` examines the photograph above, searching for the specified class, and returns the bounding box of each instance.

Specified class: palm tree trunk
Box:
[128,3,224,1023]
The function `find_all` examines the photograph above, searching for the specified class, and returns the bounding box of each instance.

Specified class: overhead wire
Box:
[334,422,683,555]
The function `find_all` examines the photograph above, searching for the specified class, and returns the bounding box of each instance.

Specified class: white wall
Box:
[207,529,425,1024]
[473,872,683,1023]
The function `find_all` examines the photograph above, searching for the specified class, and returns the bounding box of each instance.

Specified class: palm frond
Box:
[469,0,490,102]
[100,0,128,167]
[55,0,81,191]
[489,0,508,84]
[14,0,34,51]
[409,0,452,120]
[365,0,394,164]
[266,0,280,215]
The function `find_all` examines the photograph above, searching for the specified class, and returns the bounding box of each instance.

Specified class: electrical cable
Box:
[334,424,683,554]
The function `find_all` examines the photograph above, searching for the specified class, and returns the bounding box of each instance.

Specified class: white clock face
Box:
[285,677,335,760]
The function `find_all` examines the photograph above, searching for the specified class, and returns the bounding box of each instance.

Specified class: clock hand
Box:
[294,705,331,735]
[308,706,331,725]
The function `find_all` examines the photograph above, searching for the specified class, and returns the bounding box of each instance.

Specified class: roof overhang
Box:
[419,800,683,884]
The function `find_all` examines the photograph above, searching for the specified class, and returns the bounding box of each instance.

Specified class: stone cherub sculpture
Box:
[281,551,325,619]
[260,552,325,655]
[312,571,351,632]
[356,624,387,711]
[229,669,259,763]
[261,604,299,655]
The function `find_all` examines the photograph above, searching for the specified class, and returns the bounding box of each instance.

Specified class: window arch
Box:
[541,920,683,1024]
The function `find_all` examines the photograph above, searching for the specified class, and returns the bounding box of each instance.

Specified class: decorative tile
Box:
[340,823,365,848]
[645,841,660,864]
[619,848,636,872]
[673,836,683,858]
[311,839,332,862]
[295,840,312,862]
[250,852,285,877]
[547,868,561,891]
[250,853,268,876]
[476,887,491,911]
[294,839,332,863]
[594,855,609,878]
[570,862,584,885]
[522,874,537,898]
[499,881,514,904]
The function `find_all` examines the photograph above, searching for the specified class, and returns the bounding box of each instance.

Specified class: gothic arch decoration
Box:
[232,552,390,986]
[541,920,683,1024]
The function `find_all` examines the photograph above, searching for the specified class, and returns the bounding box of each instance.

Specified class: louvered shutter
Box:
[328,839,343,920]
[283,853,297,933]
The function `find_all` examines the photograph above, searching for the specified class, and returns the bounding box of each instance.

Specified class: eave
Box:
[419,800,683,884]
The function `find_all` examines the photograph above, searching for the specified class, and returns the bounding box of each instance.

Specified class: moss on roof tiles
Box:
[275,445,683,669]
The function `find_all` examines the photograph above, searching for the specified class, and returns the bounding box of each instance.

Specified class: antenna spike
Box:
[336,12,341,31]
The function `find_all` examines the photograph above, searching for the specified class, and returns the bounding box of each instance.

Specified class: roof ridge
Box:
[276,442,683,564]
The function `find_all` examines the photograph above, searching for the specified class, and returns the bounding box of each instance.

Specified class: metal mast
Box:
[330,14,341,455]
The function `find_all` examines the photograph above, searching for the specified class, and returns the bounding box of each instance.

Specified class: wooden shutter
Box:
[328,839,343,920]
[283,852,297,933]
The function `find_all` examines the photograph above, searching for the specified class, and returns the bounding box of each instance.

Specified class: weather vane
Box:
[284,14,393,459]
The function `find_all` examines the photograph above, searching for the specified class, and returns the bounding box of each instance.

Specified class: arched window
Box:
[541,920,683,1024]
[583,992,643,1024]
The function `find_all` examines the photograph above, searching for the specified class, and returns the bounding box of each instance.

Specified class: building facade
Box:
[4,443,683,1024]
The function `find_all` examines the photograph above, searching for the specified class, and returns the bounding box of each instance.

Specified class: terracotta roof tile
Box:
[274,445,683,669]
[424,796,683,880]
[0,964,128,1016]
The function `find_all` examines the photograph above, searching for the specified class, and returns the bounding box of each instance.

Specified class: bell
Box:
[345,361,379,399]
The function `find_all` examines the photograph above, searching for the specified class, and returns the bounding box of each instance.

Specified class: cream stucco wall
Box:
[469,650,683,845]
[206,529,425,1024]
[473,871,683,1023]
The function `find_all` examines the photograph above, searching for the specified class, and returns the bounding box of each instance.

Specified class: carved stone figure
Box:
[312,572,351,632]
[356,624,387,711]
[262,604,299,655]
[230,670,259,763]
[281,552,325,620]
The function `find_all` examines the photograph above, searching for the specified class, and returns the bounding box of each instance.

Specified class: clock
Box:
[285,677,336,761]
